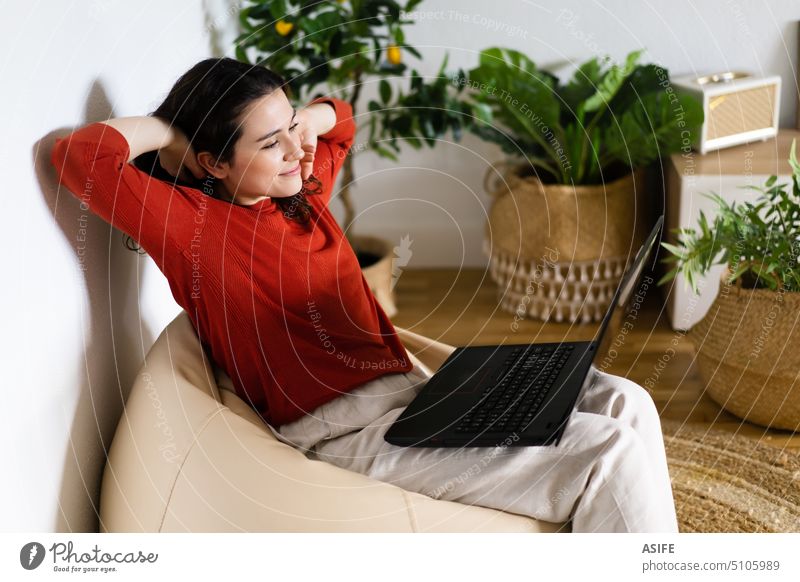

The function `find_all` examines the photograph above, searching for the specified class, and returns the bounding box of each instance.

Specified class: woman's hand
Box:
[157,125,205,181]
[294,109,318,181]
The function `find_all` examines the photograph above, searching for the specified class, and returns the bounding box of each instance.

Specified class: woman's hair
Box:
[126,57,323,253]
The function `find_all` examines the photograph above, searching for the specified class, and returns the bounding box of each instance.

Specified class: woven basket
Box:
[483,162,646,323]
[689,273,800,431]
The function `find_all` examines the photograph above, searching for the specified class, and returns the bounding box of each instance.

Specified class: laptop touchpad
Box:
[428,366,492,394]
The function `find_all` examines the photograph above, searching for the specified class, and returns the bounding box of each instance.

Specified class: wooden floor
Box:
[392,268,800,452]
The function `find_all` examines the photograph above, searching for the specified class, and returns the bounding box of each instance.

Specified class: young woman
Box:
[51,57,678,533]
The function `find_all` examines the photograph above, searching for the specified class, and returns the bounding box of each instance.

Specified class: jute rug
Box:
[661,420,800,532]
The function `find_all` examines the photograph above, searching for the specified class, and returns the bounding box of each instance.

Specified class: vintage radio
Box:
[673,72,781,154]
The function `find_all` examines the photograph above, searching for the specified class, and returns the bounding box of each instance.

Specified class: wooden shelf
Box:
[670,128,800,177]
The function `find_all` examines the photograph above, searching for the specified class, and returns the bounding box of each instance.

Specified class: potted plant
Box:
[458,47,703,322]
[234,0,473,316]
[659,142,800,431]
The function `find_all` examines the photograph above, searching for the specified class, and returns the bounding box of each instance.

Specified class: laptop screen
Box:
[591,215,663,372]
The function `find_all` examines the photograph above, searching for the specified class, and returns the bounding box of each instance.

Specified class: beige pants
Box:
[269,363,679,533]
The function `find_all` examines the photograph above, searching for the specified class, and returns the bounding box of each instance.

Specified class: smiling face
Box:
[199,89,304,205]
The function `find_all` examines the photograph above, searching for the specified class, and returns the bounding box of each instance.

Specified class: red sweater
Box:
[51,96,413,427]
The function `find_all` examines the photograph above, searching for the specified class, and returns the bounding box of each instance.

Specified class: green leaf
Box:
[657,265,680,286]
[271,0,289,20]
[728,261,750,284]
[379,79,391,104]
[582,49,644,113]
[472,102,493,125]
[409,68,422,92]
[235,44,250,64]
[373,144,399,162]
[403,45,422,59]
[660,241,687,259]
[789,139,800,176]
[558,58,604,113]
[378,0,401,20]
[467,47,563,170]
[436,51,449,78]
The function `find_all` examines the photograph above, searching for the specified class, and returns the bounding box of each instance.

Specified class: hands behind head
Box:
[158,115,319,185]
[157,126,205,182]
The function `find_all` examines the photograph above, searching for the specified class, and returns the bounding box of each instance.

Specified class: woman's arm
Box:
[100,116,204,179]
[301,101,337,138]
[51,119,202,260]
[99,105,338,184]
[299,97,356,206]
[100,116,174,163]
[293,101,338,181]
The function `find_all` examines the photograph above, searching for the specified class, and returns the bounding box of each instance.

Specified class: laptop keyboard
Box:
[453,344,574,434]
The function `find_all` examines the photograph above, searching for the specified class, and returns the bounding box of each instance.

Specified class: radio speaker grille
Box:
[706,85,777,141]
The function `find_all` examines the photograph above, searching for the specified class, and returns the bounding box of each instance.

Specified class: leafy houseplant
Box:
[659,142,800,293]
[463,47,703,185]
[458,47,703,323]
[234,0,474,316]
[659,142,800,431]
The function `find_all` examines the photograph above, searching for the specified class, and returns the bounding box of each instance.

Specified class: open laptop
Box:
[384,215,663,448]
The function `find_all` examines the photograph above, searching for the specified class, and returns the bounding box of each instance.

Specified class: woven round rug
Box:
[661,420,800,532]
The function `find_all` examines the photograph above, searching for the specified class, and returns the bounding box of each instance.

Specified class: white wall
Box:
[1,0,241,533]
[2,0,798,533]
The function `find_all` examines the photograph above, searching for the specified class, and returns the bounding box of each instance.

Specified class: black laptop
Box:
[384,216,663,448]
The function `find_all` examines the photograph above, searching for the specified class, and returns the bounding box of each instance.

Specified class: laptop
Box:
[384,215,663,448]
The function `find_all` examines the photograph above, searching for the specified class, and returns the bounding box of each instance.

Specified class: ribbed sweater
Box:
[51,96,413,427]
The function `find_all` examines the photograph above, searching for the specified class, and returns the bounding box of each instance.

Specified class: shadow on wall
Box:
[33,80,155,533]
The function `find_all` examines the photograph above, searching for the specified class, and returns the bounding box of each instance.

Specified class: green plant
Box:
[659,141,800,293]
[235,0,473,250]
[458,47,704,185]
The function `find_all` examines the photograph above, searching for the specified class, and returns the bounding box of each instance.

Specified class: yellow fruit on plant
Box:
[275,20,294,36]
[387,45,401,65]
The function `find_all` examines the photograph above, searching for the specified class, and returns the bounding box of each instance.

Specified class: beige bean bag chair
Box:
[99,310,567,532]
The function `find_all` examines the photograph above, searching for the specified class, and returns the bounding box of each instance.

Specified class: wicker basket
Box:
[689,273,800,431]
[483,163,646,323]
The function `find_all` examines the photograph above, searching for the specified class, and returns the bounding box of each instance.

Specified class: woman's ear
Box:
[197,151,229,179]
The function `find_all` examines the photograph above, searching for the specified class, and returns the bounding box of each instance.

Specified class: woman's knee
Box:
[591,420,654,496]
[593,370,660,426]
[568,413,650,465]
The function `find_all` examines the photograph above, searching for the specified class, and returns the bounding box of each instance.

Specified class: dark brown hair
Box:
[126,57,322,252]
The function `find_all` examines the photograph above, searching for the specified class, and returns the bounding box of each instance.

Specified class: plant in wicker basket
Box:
[659,141,800,431]
[457,47,703,322]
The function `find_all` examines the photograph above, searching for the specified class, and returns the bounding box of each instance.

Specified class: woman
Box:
[51,57,678,533]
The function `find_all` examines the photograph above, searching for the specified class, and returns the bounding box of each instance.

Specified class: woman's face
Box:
[212,90,304,205]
